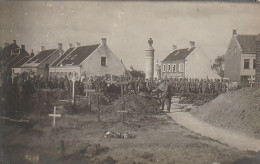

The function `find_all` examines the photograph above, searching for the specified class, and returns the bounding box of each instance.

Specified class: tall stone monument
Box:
[145,38,155,80]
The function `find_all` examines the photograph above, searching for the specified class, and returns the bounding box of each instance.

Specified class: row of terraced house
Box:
[1,31,260,87]
[0,38,129,87]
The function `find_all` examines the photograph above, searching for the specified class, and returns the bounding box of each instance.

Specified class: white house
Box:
[49,38,129,78]
[161,41,220,79]
[224,29,258,82]
[21,44,64,77]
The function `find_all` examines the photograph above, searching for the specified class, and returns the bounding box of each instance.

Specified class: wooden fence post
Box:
[97,95,101,122]
[61,140,65,159]
[89,92,91,111]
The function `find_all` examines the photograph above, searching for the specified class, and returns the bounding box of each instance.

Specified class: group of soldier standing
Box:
[3,72,229,114]
[153,77,228,113]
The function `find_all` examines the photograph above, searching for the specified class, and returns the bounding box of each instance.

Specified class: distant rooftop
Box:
[162,47,196,62]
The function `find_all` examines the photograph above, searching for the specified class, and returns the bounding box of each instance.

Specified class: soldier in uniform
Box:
[180,78,185,95]
[201,79,207,96]
[170,78,176,95]
[221,79,227,94]
[153,76,172,113]
[175,78,180,93]
[190,78,196,94]
[208,79,214,95]
[214,79,220,95]
[185,78,190,94]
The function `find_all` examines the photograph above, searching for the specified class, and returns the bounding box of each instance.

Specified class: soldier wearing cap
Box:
[180,78,185,95]
[214,79,220,95]
[153,76,172,113]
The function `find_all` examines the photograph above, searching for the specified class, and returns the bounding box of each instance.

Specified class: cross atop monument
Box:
[148,38,153,46]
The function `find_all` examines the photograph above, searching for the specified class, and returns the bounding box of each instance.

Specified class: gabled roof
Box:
[0,43,20,62]
[236,35,256,54]
[162,47,196,62]
[51,47,74,67]
[12,56,31,68]
[26,49,56,64]
[8,48,30,68]
[59,44,99,66]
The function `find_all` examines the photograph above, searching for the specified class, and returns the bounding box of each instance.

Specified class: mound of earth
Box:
[107,94,160,115]
[191,88,260,139]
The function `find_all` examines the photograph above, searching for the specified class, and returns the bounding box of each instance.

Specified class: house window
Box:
[229,48,231,55]
[179,63,184,72]
[253,59,256,69]
[101,57,106,66]
[172,64,176,72]
[163,64,166,72]
[244,59,250,69]
[167,64,171,72]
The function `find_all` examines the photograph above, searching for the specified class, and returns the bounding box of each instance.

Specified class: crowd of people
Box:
[152,77,229,113]
[2,73,231,96]
[2,72,233,112]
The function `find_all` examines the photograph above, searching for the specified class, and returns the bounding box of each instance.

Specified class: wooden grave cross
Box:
[49,106,61,127]
[248,76,255,88]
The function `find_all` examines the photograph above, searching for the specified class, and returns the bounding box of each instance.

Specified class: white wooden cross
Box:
[248,76,255,88]
[49,106,61,127]
[71,72,77,103]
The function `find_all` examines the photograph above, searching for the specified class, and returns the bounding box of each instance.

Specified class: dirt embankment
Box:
[191,88,260,139]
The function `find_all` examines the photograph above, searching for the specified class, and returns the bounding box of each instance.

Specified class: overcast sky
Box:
[0,1,259,70]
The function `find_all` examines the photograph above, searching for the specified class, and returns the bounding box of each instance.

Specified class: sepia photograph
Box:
[0,0,260,164]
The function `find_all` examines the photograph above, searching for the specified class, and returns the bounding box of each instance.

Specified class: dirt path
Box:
[168,109,260,152]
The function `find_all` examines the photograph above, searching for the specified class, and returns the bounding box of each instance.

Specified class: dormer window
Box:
[101,57,106,66]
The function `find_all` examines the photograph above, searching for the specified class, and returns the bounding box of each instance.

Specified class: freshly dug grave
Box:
[106,94,161,115]
[191,88,260,139]
[179,95,216,106]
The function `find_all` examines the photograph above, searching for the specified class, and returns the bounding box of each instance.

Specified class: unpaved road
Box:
[169,111,260,152]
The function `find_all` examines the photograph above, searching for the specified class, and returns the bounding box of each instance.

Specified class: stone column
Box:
[145,38,155,80]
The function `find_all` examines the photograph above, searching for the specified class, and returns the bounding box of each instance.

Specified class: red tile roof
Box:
[60,44,99,66]
[162,47,195,62]
[236,35,256,54]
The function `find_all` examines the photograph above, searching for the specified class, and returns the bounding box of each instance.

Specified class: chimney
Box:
[31,49,34,58]
[40,45,45,51]
[233,29,237,36]
[101,38,106,45]
[172,45,177,50]
[21,45,25,50]
[189,41,195,48]
[69,43,73,49]
[76,42,81,47]
[13,40,16,44]
[5,43,9,47]
[58,43,62,50]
